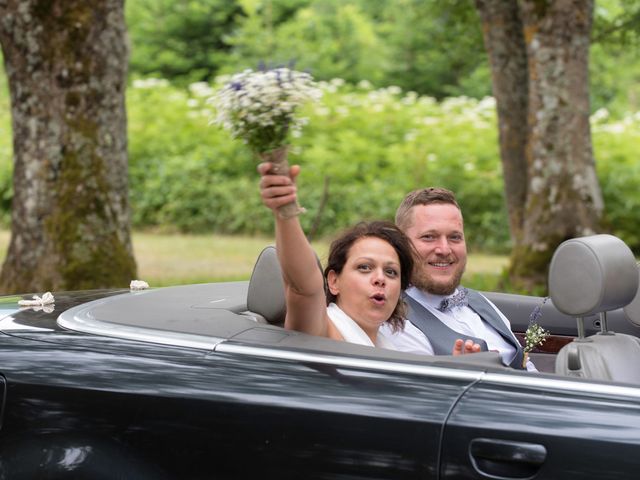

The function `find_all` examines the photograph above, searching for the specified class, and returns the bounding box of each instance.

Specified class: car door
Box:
[440,370,640,479]
[164,340,485,479]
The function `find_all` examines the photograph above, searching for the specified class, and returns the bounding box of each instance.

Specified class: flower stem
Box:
[259,146,306,219]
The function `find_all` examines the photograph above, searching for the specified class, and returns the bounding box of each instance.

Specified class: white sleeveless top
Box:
[326,303,396,350]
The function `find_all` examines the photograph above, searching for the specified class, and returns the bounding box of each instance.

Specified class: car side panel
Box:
[0,335,202,479]
[441,375,640,479]
[0,334,474,479]
[124,349,470,479]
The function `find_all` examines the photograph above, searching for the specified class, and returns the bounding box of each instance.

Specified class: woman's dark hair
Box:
[323,221,414,332]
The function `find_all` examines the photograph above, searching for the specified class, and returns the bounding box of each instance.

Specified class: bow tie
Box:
[438,288,469,312]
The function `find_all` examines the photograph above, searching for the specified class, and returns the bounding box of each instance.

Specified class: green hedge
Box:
[126,79,512,250]
[1,76,639,253]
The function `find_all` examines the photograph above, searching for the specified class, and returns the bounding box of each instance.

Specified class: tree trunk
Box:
[513,0,602,288]
[475,0,602,291]
[0,0,136,293]
[474,0,529,244]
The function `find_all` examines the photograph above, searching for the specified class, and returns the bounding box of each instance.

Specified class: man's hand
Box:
[452,338,482,356]
[258,162,301,211]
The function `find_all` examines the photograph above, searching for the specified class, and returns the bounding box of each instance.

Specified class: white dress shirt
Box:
[379,317,435,355]
[381,286,537,371]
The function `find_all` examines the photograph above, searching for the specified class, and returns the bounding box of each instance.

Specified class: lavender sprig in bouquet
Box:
[523,297,551,367]
[210,68,322,218]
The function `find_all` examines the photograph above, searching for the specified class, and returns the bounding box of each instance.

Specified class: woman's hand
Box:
[258,162,301,213]
[452,338,482,356]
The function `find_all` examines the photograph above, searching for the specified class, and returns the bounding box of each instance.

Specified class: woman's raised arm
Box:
[258,163,329,337]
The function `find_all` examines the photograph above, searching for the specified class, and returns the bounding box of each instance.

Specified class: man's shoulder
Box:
[465,288,502,308]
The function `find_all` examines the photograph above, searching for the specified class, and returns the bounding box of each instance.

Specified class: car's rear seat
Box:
[551,234,640,383]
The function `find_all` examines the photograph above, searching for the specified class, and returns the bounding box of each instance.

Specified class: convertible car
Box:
[0,234,639,479]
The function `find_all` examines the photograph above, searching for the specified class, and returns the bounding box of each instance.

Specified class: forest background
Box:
[0,0,638,290]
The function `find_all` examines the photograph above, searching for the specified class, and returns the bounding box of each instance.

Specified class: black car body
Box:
[0,238,639,479]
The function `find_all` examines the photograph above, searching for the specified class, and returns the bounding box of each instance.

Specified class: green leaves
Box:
[126,79,509,244]
[121,77,640,256]
[1,63,639,254]
[125,0,242,85]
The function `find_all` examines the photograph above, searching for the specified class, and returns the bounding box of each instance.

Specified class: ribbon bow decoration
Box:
[18,292,55,313]
[438,287,469,312]
[18,292,55,307]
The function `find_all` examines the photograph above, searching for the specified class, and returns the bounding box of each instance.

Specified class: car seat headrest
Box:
[623,263,640,327]
[246,246,286,325]
[548,234,639,317]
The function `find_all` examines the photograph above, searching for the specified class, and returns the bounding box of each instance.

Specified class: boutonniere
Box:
[523,297,551,367]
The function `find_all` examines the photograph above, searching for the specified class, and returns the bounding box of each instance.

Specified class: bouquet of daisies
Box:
[210,67,322,218]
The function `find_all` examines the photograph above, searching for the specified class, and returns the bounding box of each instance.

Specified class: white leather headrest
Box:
[548,234,639,316]
[623,263,640,327]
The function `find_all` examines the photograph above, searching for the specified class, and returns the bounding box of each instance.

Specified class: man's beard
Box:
[411,258,466,296]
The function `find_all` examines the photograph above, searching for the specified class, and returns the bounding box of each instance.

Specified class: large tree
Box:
[475,0,602,290]
[0,0,136,293]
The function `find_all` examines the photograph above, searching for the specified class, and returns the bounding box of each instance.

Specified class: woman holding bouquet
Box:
[214,67,477,353]
[258,163,480,355]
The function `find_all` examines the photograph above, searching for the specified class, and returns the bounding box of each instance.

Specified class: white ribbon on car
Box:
[130,280,149,290]
[327,302,395,349]
[18,292,55,313]
[18,291,55,307]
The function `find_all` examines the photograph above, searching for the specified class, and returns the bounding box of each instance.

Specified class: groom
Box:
[379,187,532,370]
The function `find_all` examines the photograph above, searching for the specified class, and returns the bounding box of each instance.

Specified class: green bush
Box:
[1,74,639,254]
[124,78,640,253]
[123,78,512,249]
[592,111,640,249]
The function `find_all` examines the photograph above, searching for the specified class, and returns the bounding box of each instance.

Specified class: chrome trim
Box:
[58,298,222,351]
[56,295,640,399]
[216,343,485,381]
[217,344,640,399]
[481,372,640,399]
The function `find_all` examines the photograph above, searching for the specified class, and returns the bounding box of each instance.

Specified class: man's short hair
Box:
[395,187,461,230]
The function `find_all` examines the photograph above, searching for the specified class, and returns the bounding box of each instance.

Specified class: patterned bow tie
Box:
[438,288,469,312]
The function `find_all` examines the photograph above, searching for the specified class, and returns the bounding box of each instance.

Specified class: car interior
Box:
[56,233,640,384]
[240,234,640,382]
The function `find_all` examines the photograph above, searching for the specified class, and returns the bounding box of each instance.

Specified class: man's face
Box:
[403,203,467,295]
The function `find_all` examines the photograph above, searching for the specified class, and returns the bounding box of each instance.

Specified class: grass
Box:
[0,230,508,289]
[132,232,274,286]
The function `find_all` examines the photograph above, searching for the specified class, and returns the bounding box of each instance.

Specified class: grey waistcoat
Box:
[404,289,525,369]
